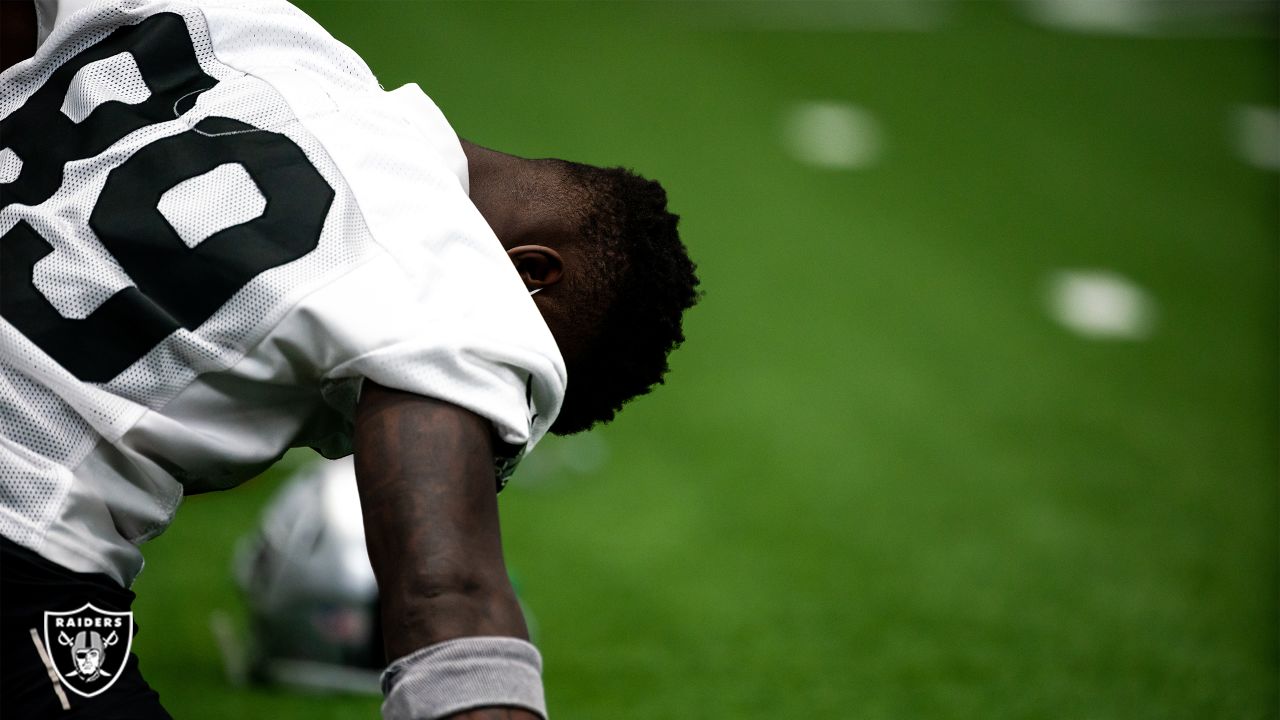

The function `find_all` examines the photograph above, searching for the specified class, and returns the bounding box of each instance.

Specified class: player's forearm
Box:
[354,382,529,659]
[356,384,546,719]
[379,577,527,659]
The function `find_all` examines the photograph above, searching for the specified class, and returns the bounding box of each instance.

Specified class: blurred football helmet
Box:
[229,456,384,693]
[220,455,538,694]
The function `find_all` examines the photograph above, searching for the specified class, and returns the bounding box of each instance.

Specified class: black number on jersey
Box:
[0,13,334,382]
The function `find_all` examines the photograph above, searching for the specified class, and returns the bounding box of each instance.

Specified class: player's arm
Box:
[354,381,544,720]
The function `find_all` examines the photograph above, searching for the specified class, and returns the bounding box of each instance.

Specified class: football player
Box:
[0,1,699,719]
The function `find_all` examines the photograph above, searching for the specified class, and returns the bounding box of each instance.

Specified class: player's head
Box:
[467,144,700,435]
[530,160,699,434]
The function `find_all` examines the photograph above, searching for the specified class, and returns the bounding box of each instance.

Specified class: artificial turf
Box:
[131,2,1278,718]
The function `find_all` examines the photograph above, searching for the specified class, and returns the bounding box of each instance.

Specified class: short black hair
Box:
[550,163,700,435]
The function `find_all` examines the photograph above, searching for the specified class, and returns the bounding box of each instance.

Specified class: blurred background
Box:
[133,1,1278,718]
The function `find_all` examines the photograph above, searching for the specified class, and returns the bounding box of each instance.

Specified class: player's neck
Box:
[460,140,531,249]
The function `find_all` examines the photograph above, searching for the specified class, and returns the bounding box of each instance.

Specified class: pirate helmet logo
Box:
[42,604,133,698]
[65,629,117,680]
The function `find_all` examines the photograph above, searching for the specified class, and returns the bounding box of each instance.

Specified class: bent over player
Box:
[0,1,700,718]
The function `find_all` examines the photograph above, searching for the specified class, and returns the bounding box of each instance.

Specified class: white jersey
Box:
[0,0,566,586]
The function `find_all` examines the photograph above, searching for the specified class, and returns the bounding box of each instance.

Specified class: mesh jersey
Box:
[0,0,566,586]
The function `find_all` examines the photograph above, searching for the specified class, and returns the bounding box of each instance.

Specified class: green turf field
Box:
[131,2,1278,718]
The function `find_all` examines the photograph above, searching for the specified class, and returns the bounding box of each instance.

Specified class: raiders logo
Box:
[42,604,134,698]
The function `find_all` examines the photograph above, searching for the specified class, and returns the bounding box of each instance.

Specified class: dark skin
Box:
[354,146,588,720]
[6,7,576,713]
[1,0,37,73]
[355,387,540,720]
[462,140,588,366]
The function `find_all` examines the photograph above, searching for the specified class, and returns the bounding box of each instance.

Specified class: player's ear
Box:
[506,244,564,291]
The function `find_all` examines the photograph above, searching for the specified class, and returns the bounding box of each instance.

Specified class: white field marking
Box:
[516,432,611,487]
[782,101,884,170]
[1022,0,1158,35]
[1233,105,1280,171]
[1045,269,1157,340]
[0,147,21,184]
[1021,0,1274,36]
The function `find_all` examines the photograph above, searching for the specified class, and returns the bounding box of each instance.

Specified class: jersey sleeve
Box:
[234,69,566,471]
[190,0,568,466]
[0,0,562,587]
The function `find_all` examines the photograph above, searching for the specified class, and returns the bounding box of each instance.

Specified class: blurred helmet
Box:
[226,455,538,694]
[231,456,383,693]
